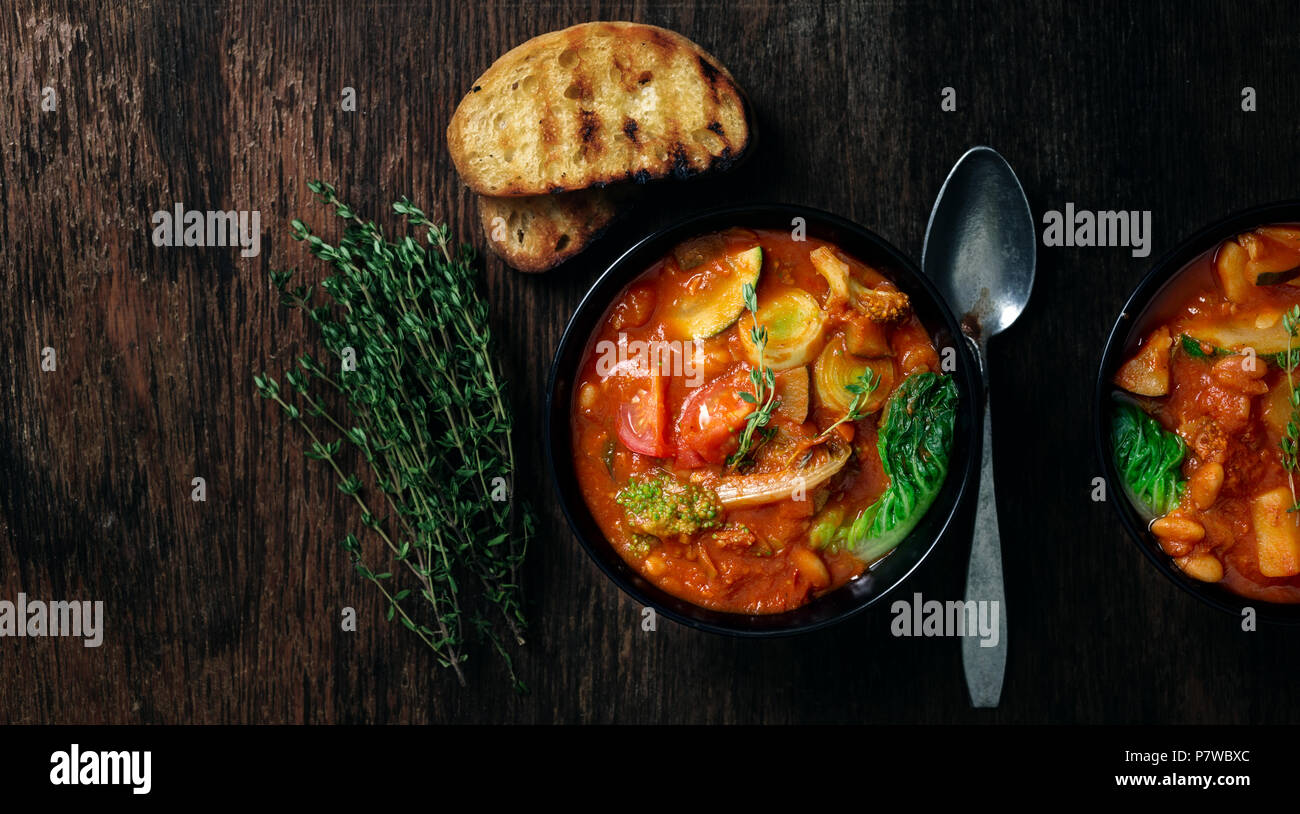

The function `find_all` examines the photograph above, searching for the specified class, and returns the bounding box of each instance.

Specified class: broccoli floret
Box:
[626,532,659,559]
[615,473,724,538]
[810,245,910,323]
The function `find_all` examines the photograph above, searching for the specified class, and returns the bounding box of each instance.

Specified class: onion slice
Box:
[695,440,851,508]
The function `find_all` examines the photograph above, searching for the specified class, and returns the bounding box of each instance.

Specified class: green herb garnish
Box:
[816,368,880,442]
[727,282,779,469]
[255,182,533,689]
[1281,305,1300,510]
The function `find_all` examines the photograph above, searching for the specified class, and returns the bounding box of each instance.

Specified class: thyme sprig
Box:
[1281,305,1300,511]
[728,282,779,469]
[255,181,534,689]
[816,368,880,443]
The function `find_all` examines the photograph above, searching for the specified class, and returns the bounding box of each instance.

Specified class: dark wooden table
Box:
[3,0,1298,724]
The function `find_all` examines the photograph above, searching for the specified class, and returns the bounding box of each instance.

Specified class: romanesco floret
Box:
[615,473,724,538]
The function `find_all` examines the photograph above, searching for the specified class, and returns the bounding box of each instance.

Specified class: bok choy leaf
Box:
[839,372,958,561]
[1111,400,1186,518]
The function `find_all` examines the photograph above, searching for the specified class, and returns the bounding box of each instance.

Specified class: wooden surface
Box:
[2,0,1299,724]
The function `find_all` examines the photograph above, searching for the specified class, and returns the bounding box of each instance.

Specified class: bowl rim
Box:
[1094,198,1300,624]
[544,202,982,636]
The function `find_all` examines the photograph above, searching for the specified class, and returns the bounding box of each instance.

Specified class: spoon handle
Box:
[962,395,1008,708]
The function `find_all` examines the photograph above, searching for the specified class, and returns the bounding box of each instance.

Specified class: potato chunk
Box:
[1237,233,1300,286]
[1250,487,1300,578]
[773,366,810,423]
[1175,553,1224,583]
[1114,327,1172,396]
[1257,226,1300,251]
[1261,379,1294,440]
[790,546,830,588]
[844,315,891,357]
[1215,239,1252,303]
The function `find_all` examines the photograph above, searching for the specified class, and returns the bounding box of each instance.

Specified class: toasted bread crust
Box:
[449,22,751,197]
[477,189,622,272]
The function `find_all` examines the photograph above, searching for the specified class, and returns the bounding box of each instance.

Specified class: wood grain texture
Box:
[1,0,1298,724]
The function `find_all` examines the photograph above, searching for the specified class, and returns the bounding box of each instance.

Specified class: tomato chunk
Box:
[676,366,756,464]
[617,369,670,457]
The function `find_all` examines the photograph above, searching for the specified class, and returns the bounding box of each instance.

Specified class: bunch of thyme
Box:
[254,181,533,688]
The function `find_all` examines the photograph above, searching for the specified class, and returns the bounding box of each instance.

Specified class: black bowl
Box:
[1095,200,1300,624]
[544,203,982,636]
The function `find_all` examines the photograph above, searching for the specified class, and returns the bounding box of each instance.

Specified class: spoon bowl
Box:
[923,146,1037,345]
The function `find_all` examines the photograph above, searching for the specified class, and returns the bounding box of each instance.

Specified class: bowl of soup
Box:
[546,204,981,635]
[1097,201,1300,622]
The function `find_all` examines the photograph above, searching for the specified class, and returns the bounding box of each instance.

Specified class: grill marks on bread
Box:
[448,22,752,197]
[476,188,625,273]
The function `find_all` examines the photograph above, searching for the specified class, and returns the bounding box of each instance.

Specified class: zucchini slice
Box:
[1185,313,1290,355]
[1179,333,1216,359]
[663,246,763,339]
[1254,266,1300,286]
[1182,331,1300,368]
[738,288,825,371]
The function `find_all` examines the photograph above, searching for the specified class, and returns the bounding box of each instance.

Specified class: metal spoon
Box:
[922,146,1036,709]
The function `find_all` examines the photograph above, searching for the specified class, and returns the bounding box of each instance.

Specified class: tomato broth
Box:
[571,227,956,613]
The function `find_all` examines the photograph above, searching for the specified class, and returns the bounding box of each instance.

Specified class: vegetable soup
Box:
[1112,224,1300,602]
[570,227,959,613]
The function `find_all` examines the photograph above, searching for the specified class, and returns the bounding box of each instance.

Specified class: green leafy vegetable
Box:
[1111,400,1186,517]
[837,372,959,561]
[255,182,533,689]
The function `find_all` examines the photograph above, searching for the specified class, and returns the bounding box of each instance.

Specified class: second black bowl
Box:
[1095,200,1300,624]
[545,203,982,636]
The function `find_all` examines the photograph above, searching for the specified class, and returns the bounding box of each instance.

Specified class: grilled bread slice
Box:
[448,22,751,197]
[477,188,623,272]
